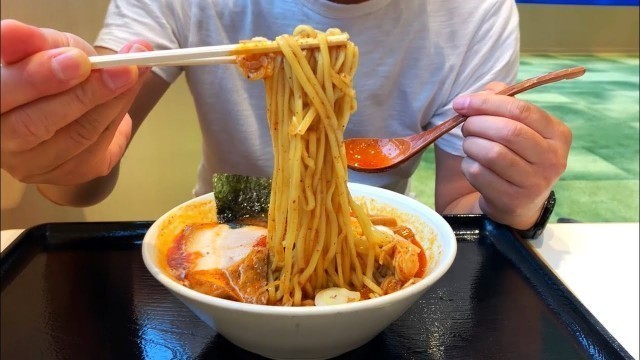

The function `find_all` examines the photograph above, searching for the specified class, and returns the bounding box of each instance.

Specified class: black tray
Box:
[1,216,632,360]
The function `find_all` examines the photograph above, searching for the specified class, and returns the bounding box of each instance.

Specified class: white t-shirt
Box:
[95,0,520,196]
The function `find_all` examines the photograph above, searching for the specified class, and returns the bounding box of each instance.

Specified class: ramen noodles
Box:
[166,26,428,306]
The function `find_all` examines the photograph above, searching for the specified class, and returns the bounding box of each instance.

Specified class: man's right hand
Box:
[1,19,152,186]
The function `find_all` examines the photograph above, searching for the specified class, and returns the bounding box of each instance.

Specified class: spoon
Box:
[344,66,586,173]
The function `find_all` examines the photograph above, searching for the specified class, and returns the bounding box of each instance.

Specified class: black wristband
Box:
[514,191,556,240]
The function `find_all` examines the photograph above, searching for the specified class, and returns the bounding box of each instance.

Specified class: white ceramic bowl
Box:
[142,183,457,360]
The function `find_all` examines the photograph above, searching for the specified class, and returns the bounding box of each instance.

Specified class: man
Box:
[0,0,570,235]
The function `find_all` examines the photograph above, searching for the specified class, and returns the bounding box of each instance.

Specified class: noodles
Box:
[237,26,424,306]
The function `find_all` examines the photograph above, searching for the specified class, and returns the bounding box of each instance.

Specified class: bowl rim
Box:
[141,182,457,315]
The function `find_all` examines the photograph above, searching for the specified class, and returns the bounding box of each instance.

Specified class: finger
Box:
[460,157,528,223]
[14,51,146,182]
[2,41,150,150]
[461,156,552,228]
[40,28,97,55]
[1,47,92,113]
[106,115,134,173]
[1,20,49,64]
[34,83,140,174]
[115,39,154,55]
[5,83,137,185]
[112,39,154,77]
[2,62,140,151]
[1,36,152,114]
[1,20,95,64]
[462,136,538,188]
[24,114,133,186]
[1,68,147,183]
[461,115,547,164]
[461,156,517,201]
[484,81,508,94]
[453,93,560,139]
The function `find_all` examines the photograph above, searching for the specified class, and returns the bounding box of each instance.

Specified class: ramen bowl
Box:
[142,182,457,359]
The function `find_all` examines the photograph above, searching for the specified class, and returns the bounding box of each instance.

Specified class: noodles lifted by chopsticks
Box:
[238,26,419,306]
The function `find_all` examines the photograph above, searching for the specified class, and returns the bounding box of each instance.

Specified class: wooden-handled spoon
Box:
[344,66,586,173]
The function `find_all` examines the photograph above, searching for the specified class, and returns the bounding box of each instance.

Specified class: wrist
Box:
[510,198,548,231]
[513,191,556,239]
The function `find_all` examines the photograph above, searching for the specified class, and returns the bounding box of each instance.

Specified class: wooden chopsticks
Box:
[89,33,350,69]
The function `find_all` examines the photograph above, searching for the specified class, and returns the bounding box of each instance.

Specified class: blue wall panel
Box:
[516,0,639,5]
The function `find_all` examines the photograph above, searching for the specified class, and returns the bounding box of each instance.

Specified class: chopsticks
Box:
[89,33,350,69]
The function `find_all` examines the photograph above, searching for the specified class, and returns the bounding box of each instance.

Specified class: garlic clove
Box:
[315,287,361,306]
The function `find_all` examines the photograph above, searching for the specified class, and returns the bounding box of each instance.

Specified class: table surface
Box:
[529,222,639,359]
[2,222,638,359]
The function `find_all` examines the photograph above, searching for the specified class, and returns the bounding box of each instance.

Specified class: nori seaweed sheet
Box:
[212,173,271,224]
